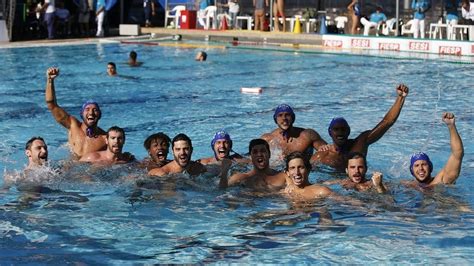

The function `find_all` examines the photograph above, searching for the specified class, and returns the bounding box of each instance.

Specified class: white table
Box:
[236,16,252,31]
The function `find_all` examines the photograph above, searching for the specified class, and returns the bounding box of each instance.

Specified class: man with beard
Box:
[261,104,327,161]
[199,130,246,165]
[45,67,107,158]
[311,84,409,171]
[24,136,49,169]
[3,137,54,191]
[404,112,464,189]
[283,152,333,200]
[142,132,172,171]
[80,126,135,164]
[324,152,387,193]
[219,139,286,190]
[148,133,206,177]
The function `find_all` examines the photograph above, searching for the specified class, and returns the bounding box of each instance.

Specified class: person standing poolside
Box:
[405,112,464,189]
[254,0,268,31]
[95,0,106,37]
[411,0,431,39]
[261,104,327,161]
[142,132,172,171]
[283,152,333,200]
[149,133,207,177]
[78,0,90,37]
[37,0,56,39]
[143,0,156,27]
[272,0,285,32]
[311,84,409,171]
[219,139,286,190]
[45,67,107,158]
[80,126,135,164]
[324,152,387,193]
[347,0,361,34]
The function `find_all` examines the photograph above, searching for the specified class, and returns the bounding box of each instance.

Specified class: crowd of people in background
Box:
[20,0,474,40]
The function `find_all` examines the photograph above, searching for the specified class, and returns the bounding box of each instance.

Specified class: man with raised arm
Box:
[45,67,107,158]
[261,104,327,161]
[80,126,135,164]
[405,112,464,188]
[219,139,286,191]
[312,84,409,171]
[148,133,206,177]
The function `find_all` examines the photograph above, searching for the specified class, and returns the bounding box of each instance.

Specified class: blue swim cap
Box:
[211,130,233,159]
[328,117,351,136]
[273,104,295,124]
[80,100,101,120]
[409,152,433,177]
[211,130,232,150]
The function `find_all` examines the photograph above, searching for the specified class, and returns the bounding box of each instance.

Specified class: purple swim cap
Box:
[80,100,101,120]
[409,152,433,177]
[273,104,295,124]
[328,117,351,136]
[211,130,232,150]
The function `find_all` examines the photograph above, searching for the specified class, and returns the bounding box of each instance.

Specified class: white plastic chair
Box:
[203,6,217,30]
[401,19,415,36]
[165,5,186,29]
[382,18,397,36]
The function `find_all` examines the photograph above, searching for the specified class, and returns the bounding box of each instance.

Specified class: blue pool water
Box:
[0,41,473,263]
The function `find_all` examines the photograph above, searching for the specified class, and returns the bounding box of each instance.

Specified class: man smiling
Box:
[45,67,107,158]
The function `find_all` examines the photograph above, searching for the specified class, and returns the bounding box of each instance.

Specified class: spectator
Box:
[360,6,387,36]
[411,0,431,39]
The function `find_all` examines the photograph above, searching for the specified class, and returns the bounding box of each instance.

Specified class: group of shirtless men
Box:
[20,66,464,200]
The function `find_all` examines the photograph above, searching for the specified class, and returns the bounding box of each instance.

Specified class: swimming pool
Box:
[0,41,473,263]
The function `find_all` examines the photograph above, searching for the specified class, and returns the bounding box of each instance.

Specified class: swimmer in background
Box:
[199,130,246,165]
[261,104,327,161]
[219,139,286,191]
[141,132,172,171]
[348,0,361,34]
[45,67,107,158]
[195,51,207,61]
[80,126,135,164]
[148,133,207,177]
[107,62,118,76]
[404,112,464,189]
[311,84,409,171]
[324,152,387,193]
[128,51,143,67]
[283,151,333,201]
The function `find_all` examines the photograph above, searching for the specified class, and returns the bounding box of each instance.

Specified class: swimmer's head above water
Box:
[211,130,233,160]
[80,100,101,137]
[328,117,351,146]
[25,136,48,167]
[410,152,433,182]
[273,104,295,137]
